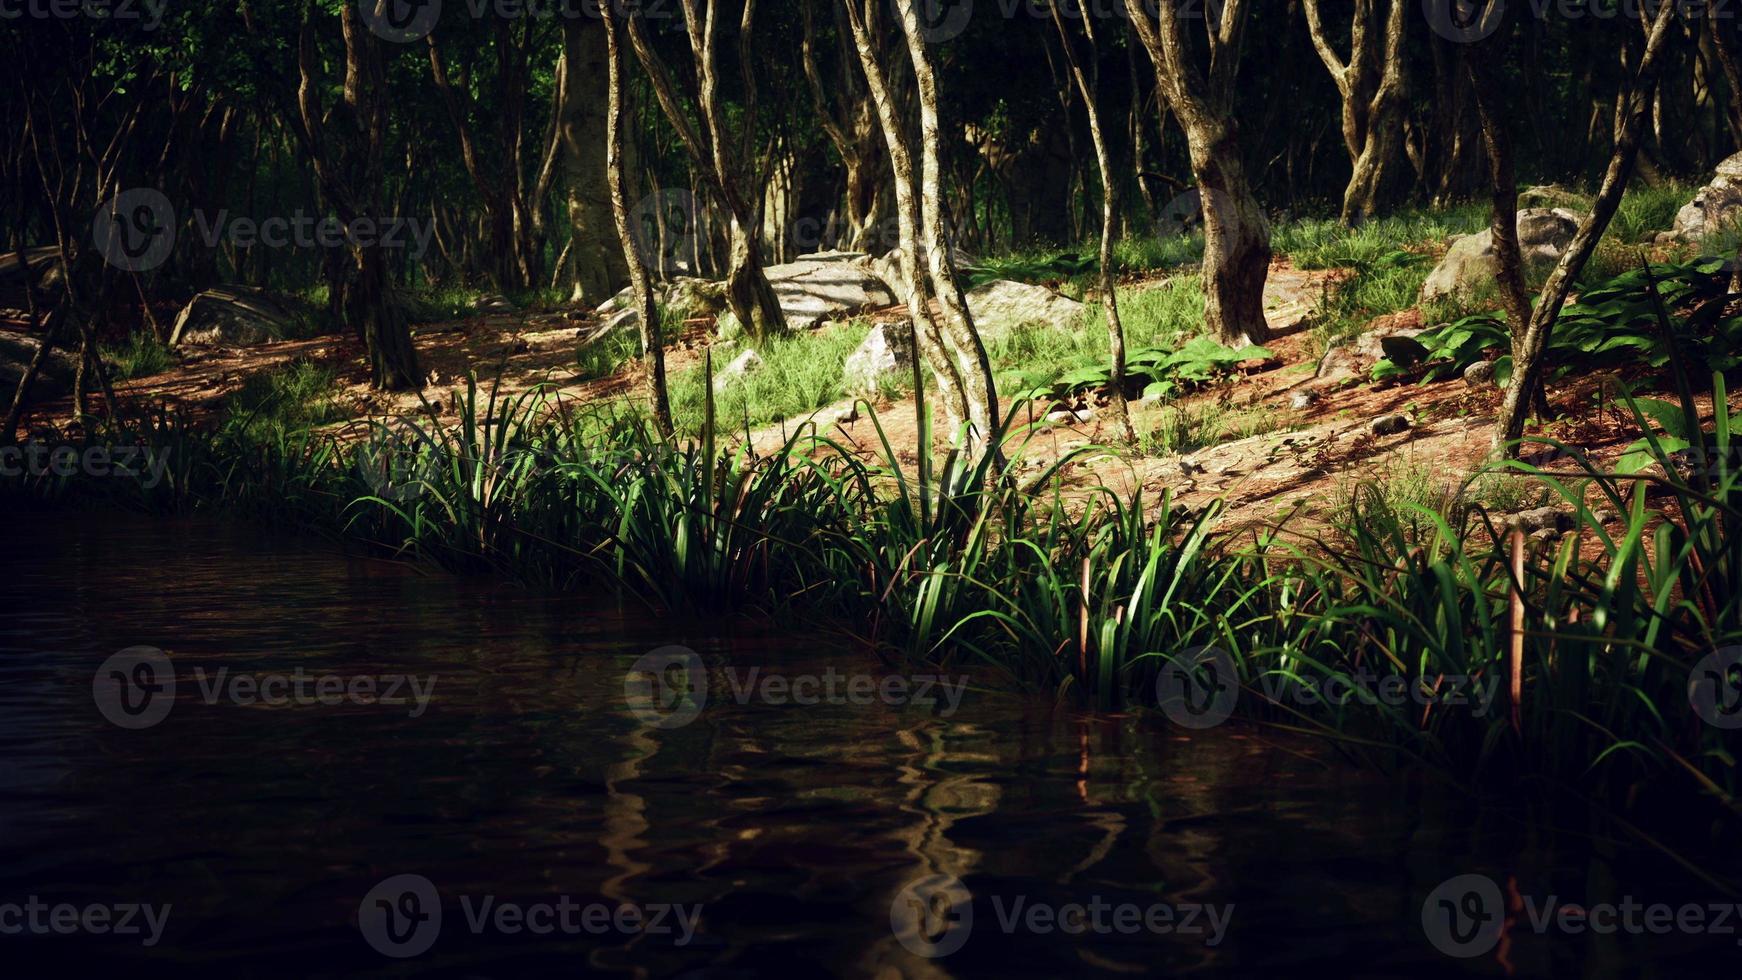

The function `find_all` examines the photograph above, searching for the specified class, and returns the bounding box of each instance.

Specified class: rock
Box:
[1661,151,1742,244]
[663,277,728,320]
[712,348,764,392]
[596,284,636,315]
[475,293,515,314]
[1512,506,1574,534]
[1529,527,1560,544]
[1421,208,1585,303]
[1592,509,1617,526]
[842,322,914,395]
[1518,184,1591,210]
[964,279,1086,336]
[1316,345,1363,383]
[718,251,894,337]
[1462,359,1496,386]
[1046,407,1094,425]
[1289,390,1320,410]
[0,333,79,401]
[168,287,305,346]
[0,246,64,311]
[859,245,977,296]
[1370,413,1411,437]
[575,307,640,349]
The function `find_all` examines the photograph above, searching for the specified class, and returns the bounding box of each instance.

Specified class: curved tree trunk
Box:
[600,0,673,437]
[1126,0,1271,346]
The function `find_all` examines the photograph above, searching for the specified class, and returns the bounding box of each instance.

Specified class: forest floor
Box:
[15,248,1735,540]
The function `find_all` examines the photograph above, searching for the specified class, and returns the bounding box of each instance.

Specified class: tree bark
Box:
[560,16,631,306]
[1303,0,1408,225]
[841,0,971,438]
[600,0,673,438]
[1048,0,1134,444]
[1125,0,1271,346]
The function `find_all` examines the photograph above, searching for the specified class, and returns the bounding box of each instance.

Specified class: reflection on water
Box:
[0,514,1732,976]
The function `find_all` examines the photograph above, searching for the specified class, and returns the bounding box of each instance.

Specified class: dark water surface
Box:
[0,514,1733,977]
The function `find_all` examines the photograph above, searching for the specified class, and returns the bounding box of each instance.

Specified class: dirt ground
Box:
[9,258,1730,537]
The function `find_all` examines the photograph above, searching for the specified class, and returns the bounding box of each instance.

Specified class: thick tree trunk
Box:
[561,17,631,306]
[1126,0,1271,345]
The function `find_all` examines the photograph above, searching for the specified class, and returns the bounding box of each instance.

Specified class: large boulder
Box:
[169,287,304,346]
[964,279,1086,335]
[717,251,896,336]
[842,322,914,396]
[663,277,728,320]
[1421,208,1584,303]
[1661,151,1742,245]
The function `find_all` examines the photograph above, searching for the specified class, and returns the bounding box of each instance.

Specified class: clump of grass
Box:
[102,331,174,380]
[668,321,875,436]
[219,358,343,440]
[1139,397,1280,457]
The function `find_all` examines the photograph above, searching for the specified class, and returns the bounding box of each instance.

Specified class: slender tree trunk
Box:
[561,16,631,305]
[1471,2,1681,453]
[841,0,970,438]
[896,0,1002,459]
[600,1,673,437]
[1049,0,1134,443]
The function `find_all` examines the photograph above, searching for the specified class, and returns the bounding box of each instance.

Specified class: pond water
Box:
[0,514,1733,976]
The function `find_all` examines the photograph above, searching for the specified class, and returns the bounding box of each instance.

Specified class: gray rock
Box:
[475,293,515,314]
[169,287,304,346]
[712,348,764,392]
[719,251,894,337]
[1421,208,1585,303]
[1370,413,1411,437]
[964,279,1086,336]
[1513,506,1574,534]
[1289,389,1320,410]
[1317,345,1362,383]
[842,322,914,395]
[0,333,79,401]
[1663,151,1742,244]
[1463,359,1496,386]
[663,277,728,320]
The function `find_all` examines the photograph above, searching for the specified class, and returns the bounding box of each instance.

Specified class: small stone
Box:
[1591,509,1616,525]
[1463,359,1496,386]
[712,348,765,392]
[1513,506,1574,534]
[1529,527,1560,543]
[1370,413,1411,437]
[1289,390,1320,410]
